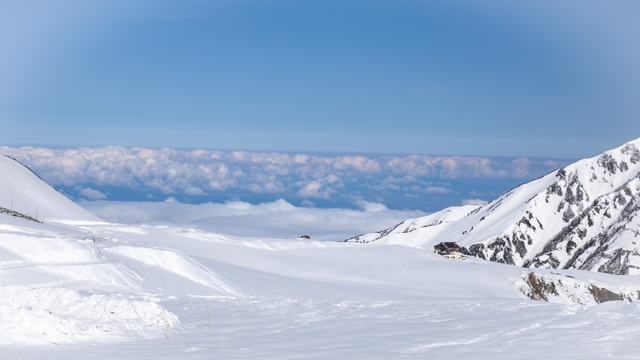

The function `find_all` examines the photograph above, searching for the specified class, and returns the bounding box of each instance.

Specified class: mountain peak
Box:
[347,138,640,275]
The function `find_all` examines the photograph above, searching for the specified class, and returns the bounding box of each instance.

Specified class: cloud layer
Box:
[80,199,426,242]
[0,146,571,210]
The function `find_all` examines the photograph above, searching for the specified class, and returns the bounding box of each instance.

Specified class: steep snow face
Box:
[0,155,99,221]
[347,138,640,275]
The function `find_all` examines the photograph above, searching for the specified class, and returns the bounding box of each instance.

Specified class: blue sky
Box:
[1,1,640,211]
[1,0,639,158]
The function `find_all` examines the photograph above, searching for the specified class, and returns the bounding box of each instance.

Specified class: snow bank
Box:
[0,233,99,264]
[0,285,177,345]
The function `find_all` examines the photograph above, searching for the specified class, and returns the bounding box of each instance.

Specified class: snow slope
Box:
[0,155,99,221]
[347,138,640,275]
[5,213,640,358]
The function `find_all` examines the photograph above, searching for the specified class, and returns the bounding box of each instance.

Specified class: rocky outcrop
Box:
[517,272,640,305]
[0,206,41,223]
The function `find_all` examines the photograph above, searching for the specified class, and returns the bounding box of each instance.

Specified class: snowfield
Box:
[3,150,640,358]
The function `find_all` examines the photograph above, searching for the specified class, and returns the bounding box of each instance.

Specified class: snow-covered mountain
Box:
[0,155,99,221]
[347,138,640,275]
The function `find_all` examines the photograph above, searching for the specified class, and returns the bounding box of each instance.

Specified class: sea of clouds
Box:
[78,198,428,241]
[0,146,572,212]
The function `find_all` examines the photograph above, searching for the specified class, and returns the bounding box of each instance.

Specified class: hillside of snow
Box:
[0,155,99,221]
[347,138,640,276]
[6,211,640,358]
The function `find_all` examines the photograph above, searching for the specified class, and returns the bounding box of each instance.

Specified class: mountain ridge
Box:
[346,137,640,275]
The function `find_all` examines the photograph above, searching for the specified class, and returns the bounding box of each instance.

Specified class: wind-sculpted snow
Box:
[0,215,238,344]
[102,246,244,297]
[346,138,640,276]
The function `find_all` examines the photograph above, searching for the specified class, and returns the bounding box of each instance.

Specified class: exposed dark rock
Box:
[577,228,587,239]
[518,216,535,230]
[487,237,507,251]
[514,239,527,258]
[589,285,624,303]
[565,188,576,205]
[621,143,640,164]
[502,250,515,265]
[621,161,629,172]
[557,200,565,212]
[0,206,42,223]
[460,243,486,260]
[562,209,575,222]
[547,182,563,197]
[598,249,631,275]
[598,153,619,174]
[523,272,558,301]
[566,240,576,254]
[576,185,585,202]
[615,194,627,207]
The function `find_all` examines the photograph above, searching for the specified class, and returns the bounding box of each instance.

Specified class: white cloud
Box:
[424,186,450,194]
[0,146,570,203]
[184,187,207,196]
[297,181,330,199]
[355,200,388,212]
[79,199,427,242]
[462,199,487,206]
[79,187,107,200]
[301,199,316,207]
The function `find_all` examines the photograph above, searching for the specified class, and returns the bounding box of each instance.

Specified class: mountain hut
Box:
[433,242,460,255]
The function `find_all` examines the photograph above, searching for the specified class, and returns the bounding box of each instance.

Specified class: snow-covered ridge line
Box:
[345,205,480,244]
[346,137,640,275]
[3,155,45,182]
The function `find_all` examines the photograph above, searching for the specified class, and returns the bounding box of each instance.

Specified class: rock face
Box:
[346,138,640,275]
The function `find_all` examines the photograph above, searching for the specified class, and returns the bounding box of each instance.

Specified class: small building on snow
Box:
[433,242,460,255]
[433,242,468,260]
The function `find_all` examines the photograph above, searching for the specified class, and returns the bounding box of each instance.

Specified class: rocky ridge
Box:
[346,138,640,275]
